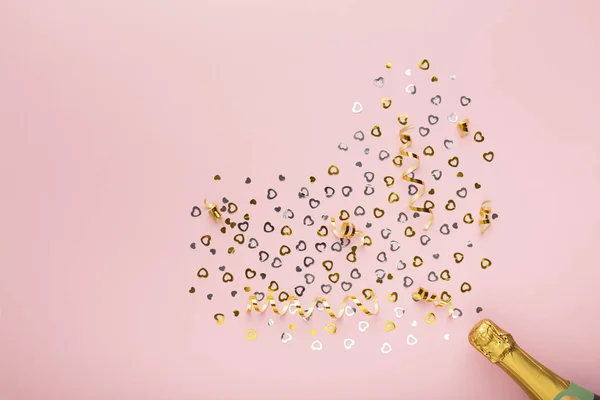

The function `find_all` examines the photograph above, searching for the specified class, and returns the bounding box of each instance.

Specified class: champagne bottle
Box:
[469,319,598,400]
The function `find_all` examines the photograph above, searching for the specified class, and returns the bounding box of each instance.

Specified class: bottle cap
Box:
[469,319,515,363]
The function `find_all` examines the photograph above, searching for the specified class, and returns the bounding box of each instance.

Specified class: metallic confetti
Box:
[214,313,225,325]
[481,258,492,269]
[352,102,363,114]
[483,151,494,162]
[381,342,392,354]
[381,98,392,109]
[384,320,396,332]
[419,59,430,70]
[246,329,257,340]
[474,131,485,142]
[425,313,436,324]
[344,338,355,350]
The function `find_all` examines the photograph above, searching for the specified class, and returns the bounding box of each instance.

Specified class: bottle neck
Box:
[498,344,569,400]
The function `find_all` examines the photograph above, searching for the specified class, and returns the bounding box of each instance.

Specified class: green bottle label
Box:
[554,382,597,400]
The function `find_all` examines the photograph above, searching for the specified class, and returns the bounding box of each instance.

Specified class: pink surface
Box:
[1,1,600,399]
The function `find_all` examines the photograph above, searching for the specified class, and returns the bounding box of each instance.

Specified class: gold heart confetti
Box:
[322,260,334,271]
[405,226,416,237]
[339,209,350,221]
[474,131,485,142]
[384,320,396,332]
[268,281,279,292]
[448,157,459,168]
[371,125,382,137]
[281,225,293,236]
[222,272,234,283]
[200,235,211,246]
[328,272,340,284]
[325,322,337,334]
[481,258,492,269]
[440,269,451,281]
[397,114,409,125]
[197,268,209,278]
[245,329,257,340]
[317,225,329,237]
[483,151,495,162]
[279,245,291,256]
[227,202,238,214]
[214,313,225,325]
[463,213,474,224]
[453,252,464,264]
[413,255,424,267]
[425,312,437,324]
[387,292,398,303]
[373,208,385,218]
[245,268,256,279]
[445,200,456,211]
[384,176,395,187]
[423,146,435,156]
[392,156,402,167]
[460,282,472,293]
[419,59,430,70]
[233,234,245,244]
[381,98,392,109]
[328,165,340,175]
[388,192,400,203]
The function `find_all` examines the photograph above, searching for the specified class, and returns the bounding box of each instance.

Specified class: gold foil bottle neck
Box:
[468,319,515,364]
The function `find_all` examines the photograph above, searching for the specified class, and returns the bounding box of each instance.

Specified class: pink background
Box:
[1,0,600,399]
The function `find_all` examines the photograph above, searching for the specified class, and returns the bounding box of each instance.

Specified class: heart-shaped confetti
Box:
[338,141,349,151]
[456,187,467,198]
[440,224,450,235]
[303,215,314,226]
[298,187,309,198]
[350,268,361,279]
[378,150,390,161]
[444,139,454,150]
[483,152,495,162]
[474,131,485,142]
[344,338,355,349]
[373,77,384,88]
[431,169,442,181]
[353,130,365,141]
[447,112,459,123]
[428,115,439,125]
[403,276,414,287]
[428,271,439,282]
[351,102,363,114]
[405,84,417,95]
[394,307,405,318]
[431,95,442,106]
[460,96,471,106]
[321,284,332,294]
[381,342,392,354]
[448,157,459,167]
[407,334,418,345]
[304,273,315,284]
[342,186,354,197]
[419,126,430,137]
[358,321,370,333]
[364,185,375,196]
[420,235,431,246]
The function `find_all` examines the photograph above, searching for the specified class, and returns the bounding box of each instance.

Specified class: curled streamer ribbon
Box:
[330,217,365,246]
[246,292,379,319]
[412,286,454,316]
[479,200,492,233]
[204,199,222,222]
[399,125,434,230]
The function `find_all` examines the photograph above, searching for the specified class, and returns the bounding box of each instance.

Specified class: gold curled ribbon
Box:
[412,286,454,316]
[457,119,470,138]
[399,125,434,230]
[204,199,222,222]
[479,200,492,233]
[330,217,365,246]
[246,292,379,319]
